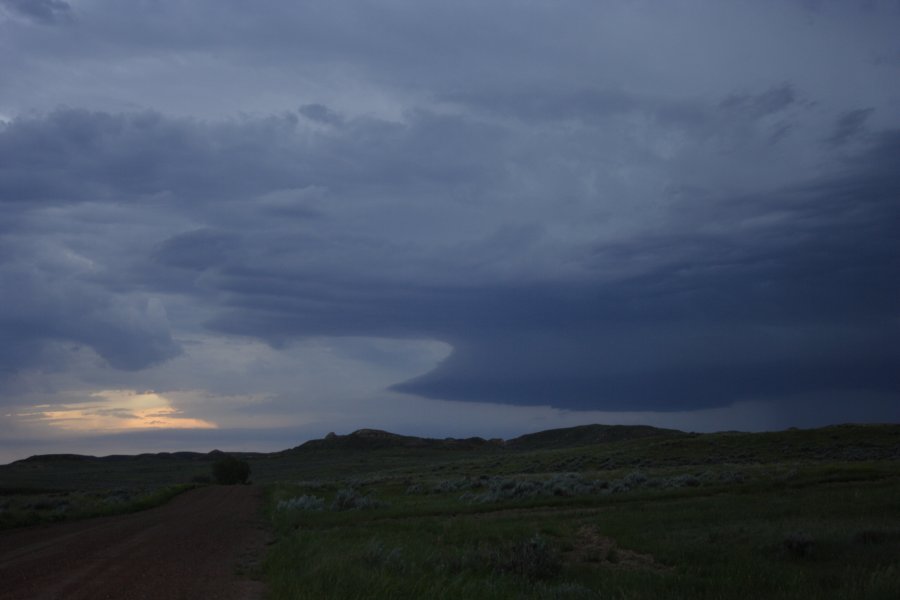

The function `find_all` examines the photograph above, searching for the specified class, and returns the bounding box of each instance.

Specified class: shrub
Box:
[664,474,701,488]
[331,488,385,511]
[430,478,483,494]
[405,483,425,495]
[544,473,594,497]
[212,455,251,485]
[277,495,326,511]
[623,471,648,487]
[463,475,603,503]
[606,481,631,494]
[714,470,745,484]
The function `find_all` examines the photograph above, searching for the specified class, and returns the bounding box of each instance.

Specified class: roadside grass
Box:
[0,483,196,529]
[263,461,900,599]
[2,423,898,595]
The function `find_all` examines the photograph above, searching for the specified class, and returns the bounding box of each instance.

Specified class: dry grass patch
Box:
[564,525,670,572]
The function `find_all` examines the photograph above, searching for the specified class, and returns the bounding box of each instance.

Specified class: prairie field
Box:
[2,424,899,599]
[261,425,900,599]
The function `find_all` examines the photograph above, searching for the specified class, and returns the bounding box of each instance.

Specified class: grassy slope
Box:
[266,475,900,599]
[262,424,900,599]
[2,424,899,597]
[0,483,196,529]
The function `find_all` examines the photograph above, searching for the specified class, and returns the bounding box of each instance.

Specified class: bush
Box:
[405,483,425,495]
[664,474,701,488]
[463,475,599,504]
[212,455,251,485]
[277,495,325,511]
[331,488,385,511]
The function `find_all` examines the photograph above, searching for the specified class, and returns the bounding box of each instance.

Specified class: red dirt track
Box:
[0,486,266,600]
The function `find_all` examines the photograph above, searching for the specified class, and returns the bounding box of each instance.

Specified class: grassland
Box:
[0,450,226,528]
[261,425,900,599]
[2,423,899,598]
[0,481,196,529]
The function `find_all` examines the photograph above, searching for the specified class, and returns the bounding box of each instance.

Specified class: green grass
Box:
[264,472,900,599]
[0,483,197,529]
[2,423,898,596]
[261,434,900,599]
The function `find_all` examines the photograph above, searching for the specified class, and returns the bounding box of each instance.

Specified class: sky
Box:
[1,0,898,463]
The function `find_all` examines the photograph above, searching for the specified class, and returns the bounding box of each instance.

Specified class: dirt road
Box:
[0,486,267,600]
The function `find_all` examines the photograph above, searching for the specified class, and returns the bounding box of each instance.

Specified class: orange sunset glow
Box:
[22,390,217,432]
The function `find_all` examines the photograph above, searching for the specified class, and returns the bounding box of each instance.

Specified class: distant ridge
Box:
[18,423,900,466]
[506,424,682,450]
[291,424,681,452]
[293,428,504,451]
[11,424,685,464]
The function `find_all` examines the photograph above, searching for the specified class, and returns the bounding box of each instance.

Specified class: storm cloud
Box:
[0,0,71,24]
[1,0,899,460]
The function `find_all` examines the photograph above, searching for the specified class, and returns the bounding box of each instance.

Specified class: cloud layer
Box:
[1,1,899,459]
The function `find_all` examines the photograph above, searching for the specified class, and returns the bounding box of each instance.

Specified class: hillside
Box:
[506,424,682,450]
[290,424,681,453]
[290,428,504,452]
[5,423,900,491]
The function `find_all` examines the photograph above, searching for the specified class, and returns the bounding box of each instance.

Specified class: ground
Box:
[0,486,266,600]
[1,424,899,599]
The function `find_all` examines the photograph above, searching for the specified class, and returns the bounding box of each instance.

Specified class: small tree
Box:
[212,455,251,485]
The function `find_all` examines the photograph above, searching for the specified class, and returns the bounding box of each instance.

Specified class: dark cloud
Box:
[0,0,608,99]
[1,0,71,24]
[447,88,642,122]
[1,1,900,469]
[2,102,897,410]
[0,106,504,384]
[0,110,313,206]
[446,87,712,131]
[398,134,900,409]
[719,84,797,119]
[155,229,242,271]
[0,261,181,375]
[826,108,874,146]
[299,104,344,126]
[204,131,900,410]
[0,108,501,210]
[2,0,900,432]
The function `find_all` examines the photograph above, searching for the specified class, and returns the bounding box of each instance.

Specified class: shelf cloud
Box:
[1,0,898,460]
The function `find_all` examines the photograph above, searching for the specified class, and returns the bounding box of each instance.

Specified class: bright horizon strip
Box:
[23,390,217,432]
